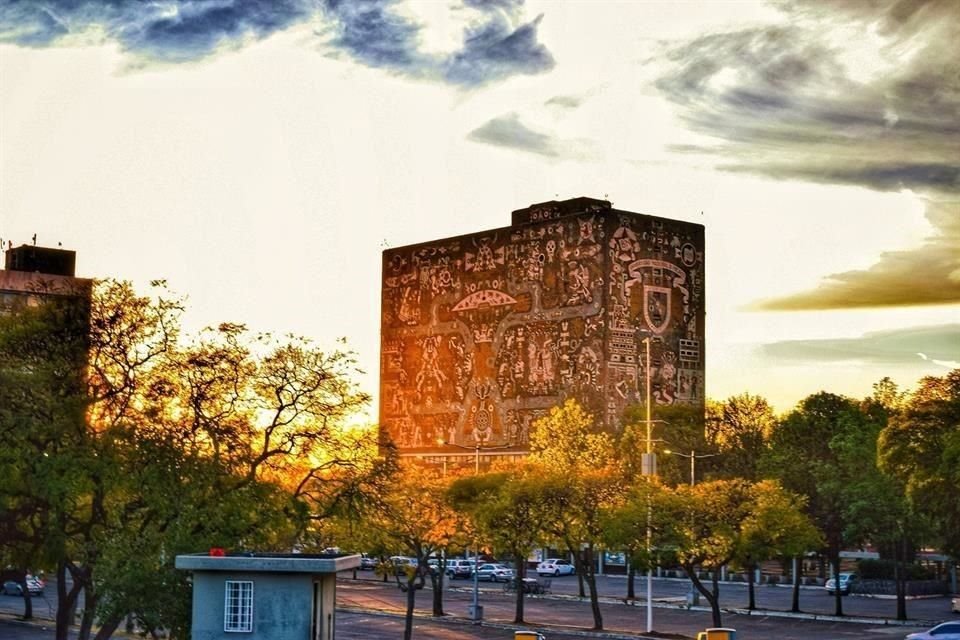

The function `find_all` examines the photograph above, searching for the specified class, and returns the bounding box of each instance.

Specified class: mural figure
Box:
[415,335,446,399]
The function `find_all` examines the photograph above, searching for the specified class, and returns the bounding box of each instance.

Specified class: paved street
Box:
[335,576,945,639]
[3,572,956,640]
[345,570,955,623]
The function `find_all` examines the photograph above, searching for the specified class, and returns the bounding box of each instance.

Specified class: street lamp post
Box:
[642,336,654,634]
[663,448,718,605]
[440,437,501,622]
[662,448,718,487]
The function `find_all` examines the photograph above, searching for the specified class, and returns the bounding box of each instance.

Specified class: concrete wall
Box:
[190,572,313,640]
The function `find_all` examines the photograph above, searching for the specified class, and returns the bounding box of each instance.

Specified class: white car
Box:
[389,556,419,576]
[952,596,960,614]
[2,576,44,596]
[474,563,514,582]
[825,572,857,595]
[905,621,960,639]
[537,558,575,576]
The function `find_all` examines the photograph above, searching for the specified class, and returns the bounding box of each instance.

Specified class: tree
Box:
[877,371,959,619]
[600,481,665,601]
[734,480,820,611]
[0,279,375,640]
[530,399,613,471]
[879,370,960,558]
[623,402,711,487]
[707,394,776,481]
[362,470,466,640]
[0,290,90,622]
[528,399,621,630]
[449,466,550,624]
[658,479,751,627]
[763,392,885,617]
[658,479,816,627]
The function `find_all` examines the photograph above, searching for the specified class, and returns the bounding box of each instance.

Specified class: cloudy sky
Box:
[1,0,957,416]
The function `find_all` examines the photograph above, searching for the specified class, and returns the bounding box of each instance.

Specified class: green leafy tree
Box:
[658,479,816,627]
[877,371,959,619]
[0,289,89,622]
[734,480,820,611]
[448,465,551,623]
[529,399,621,630]
[623,402,711,487]
[600,481,667,601]
[0,280,374,640]
[763,392,884,617]
[879,370,960,558]
[658,479,751,627]
[707,394,776,481]
[530,399,613,470]
[361,470,466,640]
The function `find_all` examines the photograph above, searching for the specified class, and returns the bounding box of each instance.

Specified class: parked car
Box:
[359,554,378,570]
[447,559,474,579]
[825,572,857,595]
[2,576,44,596]
[537,558,575,577]
[952,596,960,614]
[905,621,960,639]
[474,563,514,582]
[389,556,418,576]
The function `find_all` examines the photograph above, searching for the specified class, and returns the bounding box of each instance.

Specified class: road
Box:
[336,575,945,640]
[3,572,955,640]
[349,570,955,622]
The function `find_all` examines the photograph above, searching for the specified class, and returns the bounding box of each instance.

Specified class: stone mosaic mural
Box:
[380,198,704,455]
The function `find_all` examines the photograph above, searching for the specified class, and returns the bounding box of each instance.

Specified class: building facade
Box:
[380,197,704,463]
[1,244,91,314]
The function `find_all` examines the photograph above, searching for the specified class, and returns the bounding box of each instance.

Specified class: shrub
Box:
[857,559,934,581]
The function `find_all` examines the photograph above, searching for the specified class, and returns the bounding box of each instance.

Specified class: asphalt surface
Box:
[2,571,957,640]
[336,575,948,640]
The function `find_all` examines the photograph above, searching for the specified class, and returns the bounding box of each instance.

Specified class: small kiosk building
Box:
[175,552,359,640]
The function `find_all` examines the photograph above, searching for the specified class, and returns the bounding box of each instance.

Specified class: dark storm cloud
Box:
[0,0,554,86]
[654,0,960,308]
[442,12,553,86]
[467,113,559,157]
[0,1,314,62]
[319,0,422,69]
[760,324,960,366]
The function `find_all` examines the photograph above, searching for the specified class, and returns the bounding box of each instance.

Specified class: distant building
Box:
[0,243,92,408]
[380,197,705,466]
[1,244,91,314]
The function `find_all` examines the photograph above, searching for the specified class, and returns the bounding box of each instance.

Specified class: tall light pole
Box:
[441,437,499,622]
[641,336,654,634]
[663,449,718,487]
[663,448,717,605]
